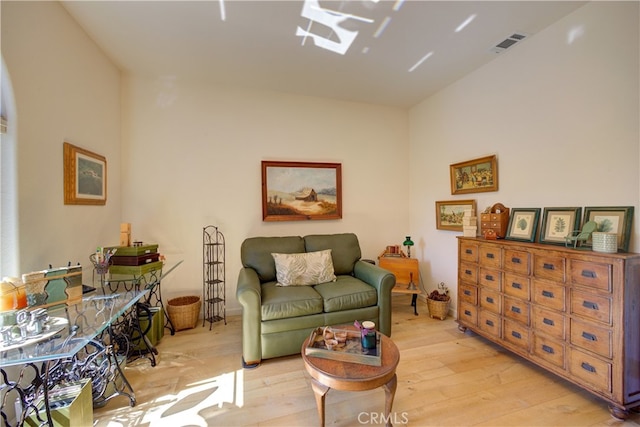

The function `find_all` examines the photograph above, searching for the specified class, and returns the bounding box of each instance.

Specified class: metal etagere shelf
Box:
[203,226,226,329]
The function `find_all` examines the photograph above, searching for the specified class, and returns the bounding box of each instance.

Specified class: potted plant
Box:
[426,282,450,320]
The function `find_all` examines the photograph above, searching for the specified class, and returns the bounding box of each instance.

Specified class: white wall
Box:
[121,76,410,313]
[409,1,639,308]
[1,1,121,277]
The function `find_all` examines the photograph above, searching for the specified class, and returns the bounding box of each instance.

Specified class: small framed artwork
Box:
[262,161,342,221]
[539,207,582,245]
[450,155,498,195]
[505,208,541,242]
[63,142,107,205]
[583,206,634,252]
[436,199,477,231]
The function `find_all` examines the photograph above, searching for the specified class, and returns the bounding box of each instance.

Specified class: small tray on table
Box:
[304,326,382,366]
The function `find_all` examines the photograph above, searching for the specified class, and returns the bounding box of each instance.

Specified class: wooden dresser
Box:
[456,237,640,419]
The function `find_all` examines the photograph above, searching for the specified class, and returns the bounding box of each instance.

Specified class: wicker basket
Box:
[427,297,450,320]
[167,296,201,331]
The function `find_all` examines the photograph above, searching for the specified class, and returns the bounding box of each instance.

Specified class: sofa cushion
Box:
[261,281,324,321]
[272,249,337,286]
[241,236,305,283]
[313,275,377,313]
[304,233,361,275]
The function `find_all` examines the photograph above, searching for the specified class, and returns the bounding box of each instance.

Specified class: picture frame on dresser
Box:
[539,207,582,245]
[504,208,541,242]
[583,206,634,252]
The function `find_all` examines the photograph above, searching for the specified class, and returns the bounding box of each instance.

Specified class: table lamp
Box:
[403,236,414,258]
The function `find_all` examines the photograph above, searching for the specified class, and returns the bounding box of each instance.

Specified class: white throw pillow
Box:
[272,249,337,286]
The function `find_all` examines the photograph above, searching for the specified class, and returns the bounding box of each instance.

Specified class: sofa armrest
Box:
[236,267,263,366]
[353,260,395,337]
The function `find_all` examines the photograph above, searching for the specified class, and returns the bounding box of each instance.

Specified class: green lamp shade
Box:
[403,236,414,247]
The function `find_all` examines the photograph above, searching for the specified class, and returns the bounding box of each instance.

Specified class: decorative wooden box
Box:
[480,203,510,239]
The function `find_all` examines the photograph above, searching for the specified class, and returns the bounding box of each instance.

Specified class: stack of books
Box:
[462,208,477,237]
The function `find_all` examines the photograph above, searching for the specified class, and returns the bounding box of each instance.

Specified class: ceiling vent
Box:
[489,32,529,54]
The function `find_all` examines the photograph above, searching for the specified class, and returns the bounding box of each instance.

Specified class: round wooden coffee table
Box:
[301,328,400,427]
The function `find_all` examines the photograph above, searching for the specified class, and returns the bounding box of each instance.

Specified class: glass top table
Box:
[0,289,148,367]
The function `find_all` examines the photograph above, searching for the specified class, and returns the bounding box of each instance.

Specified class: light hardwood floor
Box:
[94,296,640,426]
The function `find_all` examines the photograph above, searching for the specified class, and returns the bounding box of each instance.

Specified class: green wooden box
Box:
[133,306,164,351]
[26,379,92,427]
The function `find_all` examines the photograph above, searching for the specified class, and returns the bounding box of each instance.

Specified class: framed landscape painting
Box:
[262,161,342,221]
[450,155,498,195]
[583,206,634,252]
[436,199,476,231]
[63,142,107,205]
[539,207,582,246]
[505,208,540,242]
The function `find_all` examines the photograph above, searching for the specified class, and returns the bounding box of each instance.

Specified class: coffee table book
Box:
[304,327,382,366]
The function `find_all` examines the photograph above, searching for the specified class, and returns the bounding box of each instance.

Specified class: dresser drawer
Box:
[570,318,612,358]
[568,348,612,393]
[504,273,530,301]
[460,242,479,263]
[458,301,478,326]
[532,280,566,312]
[504,249,531,275]
[532,306,566,340]
[532,333,565,369]
[479,245,502,268]
[459,262,478,284]
[504,318,530,350]
[479,309,501,338]
[534,255,566,282]
[504,296,530,325]
[479,288,501,314]
[479,268,501,291]
[570,260,612,292]
[459,283,477,305]
[570,289,612,325]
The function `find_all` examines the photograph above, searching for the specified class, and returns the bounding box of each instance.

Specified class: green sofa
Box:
[236,233,395,367]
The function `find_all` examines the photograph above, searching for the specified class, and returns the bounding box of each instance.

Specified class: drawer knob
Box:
[582,301,599,310]
[581,362,596,373]
[582,331,597,341]
[542,290,555,298]
[543,318,555,326]
[486,297,494,304]
[511,306,521,314]
[465,249,472,254]
[464,310,471,316]
[542,344,555,354]
[485,275,494,281]
[511,257,521,264]
[511,282,522,289]
[581,270,596,279]
[464,290,471,296]
[486,253,495,259]
[511,331,522,339]
[543,263,555,270]
[485,319,494,327]
[465,269,472,275]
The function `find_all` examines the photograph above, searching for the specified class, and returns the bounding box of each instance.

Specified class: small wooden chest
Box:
[480,203,510,238]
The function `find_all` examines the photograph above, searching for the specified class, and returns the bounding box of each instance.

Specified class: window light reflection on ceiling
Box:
[218,0,226,21]
[408,51,434,73]
[455,14,476,32]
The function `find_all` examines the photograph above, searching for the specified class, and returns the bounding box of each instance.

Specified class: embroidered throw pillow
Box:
[272,249,337,286]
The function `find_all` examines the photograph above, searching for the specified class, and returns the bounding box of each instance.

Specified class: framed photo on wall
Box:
[450,155,498,195]
[505,208,541,242]
[436,199,476,231]
[63,142,107,205]
[539,207,582,245]
[583,206,634,252]
[261,161,342,221]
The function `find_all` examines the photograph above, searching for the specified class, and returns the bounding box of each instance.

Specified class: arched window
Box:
[1,55,18,278]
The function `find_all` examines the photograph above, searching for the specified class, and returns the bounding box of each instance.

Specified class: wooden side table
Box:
[378,257,421,315]
[301,327,400,427]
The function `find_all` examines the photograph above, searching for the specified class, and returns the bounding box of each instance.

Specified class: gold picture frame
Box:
[450,155,498,195]
[436,199,476,231]
[63,142,107,205]
[262,161,342,221]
